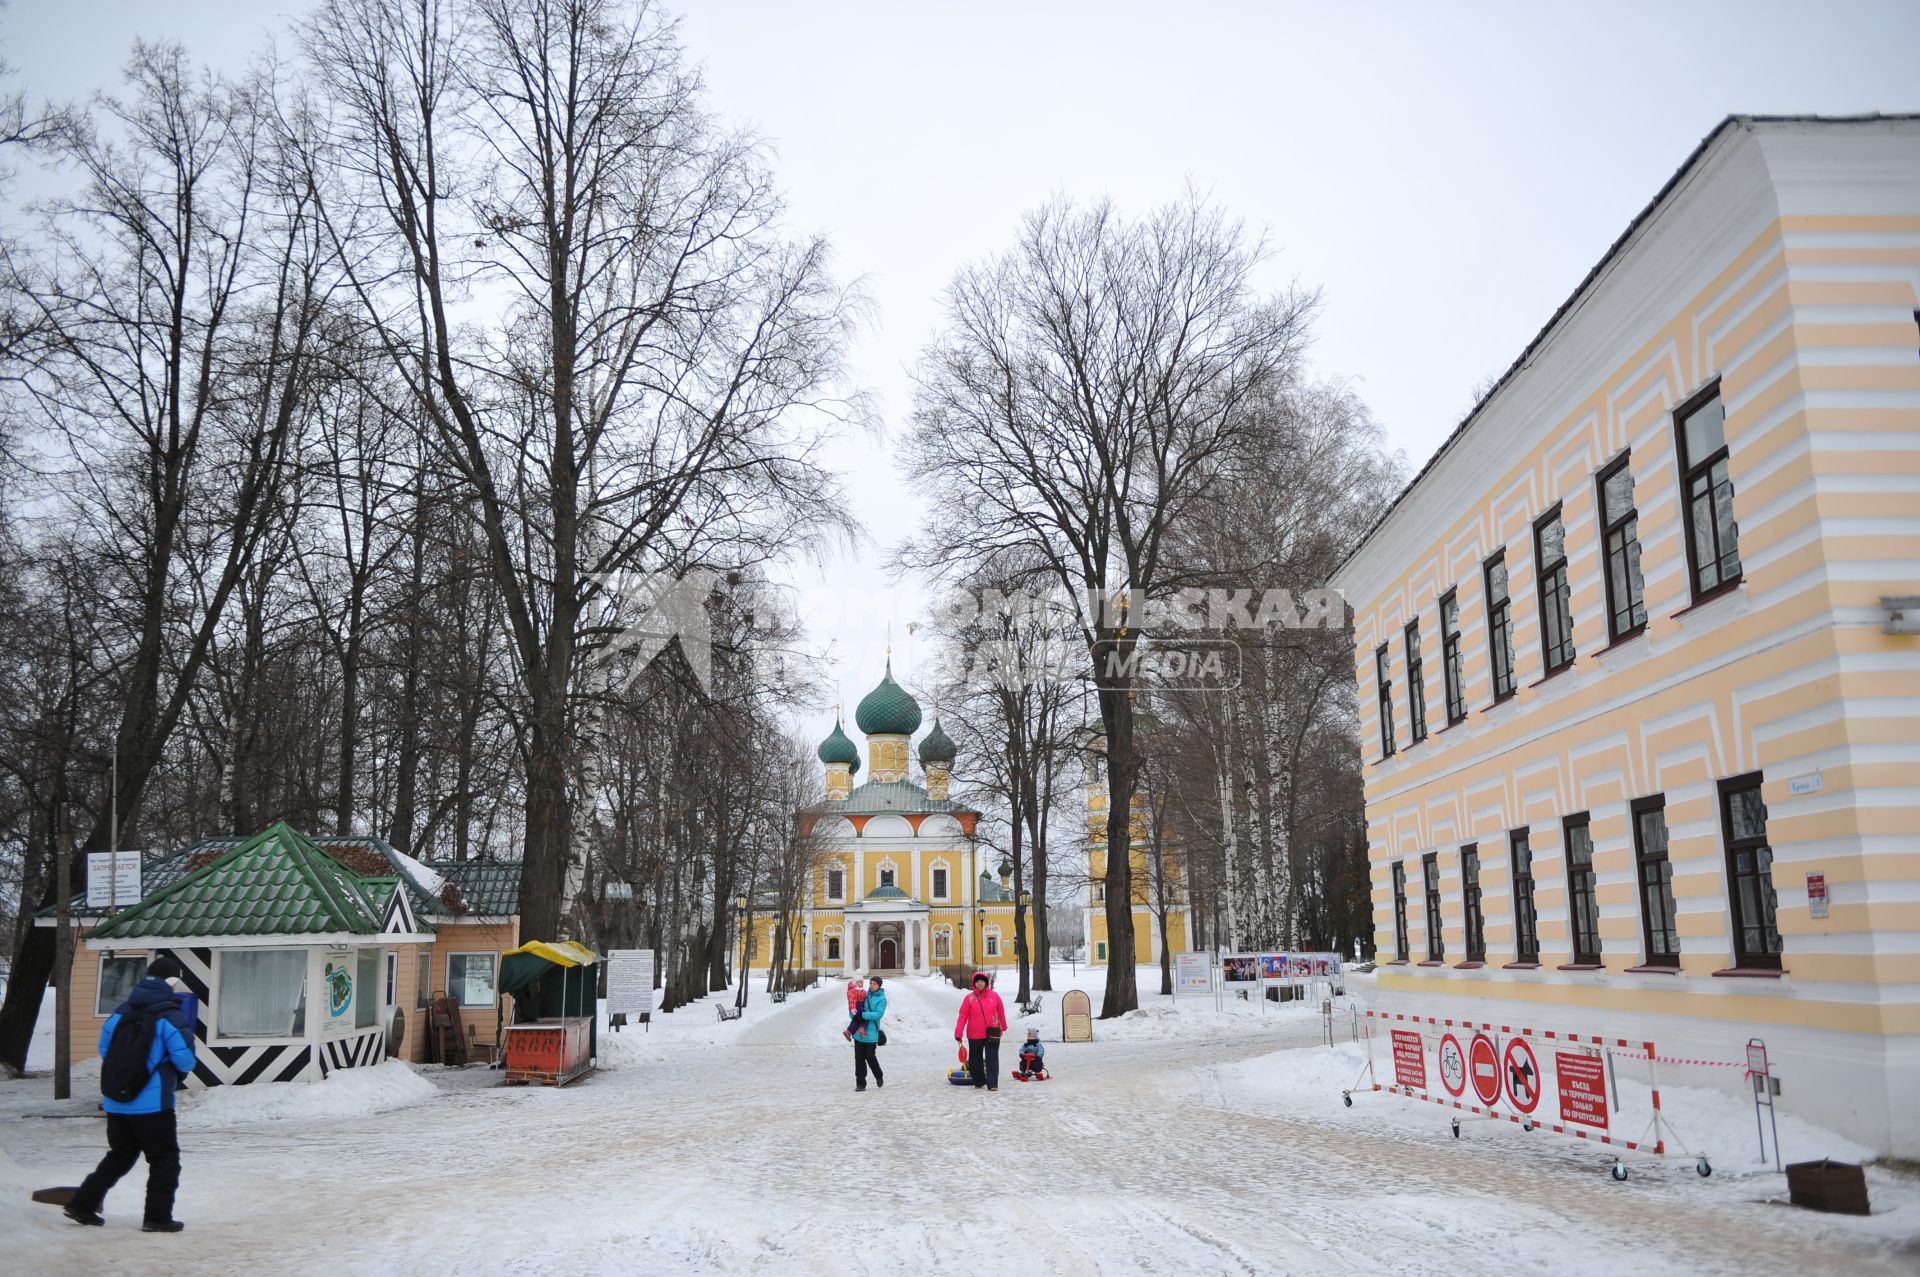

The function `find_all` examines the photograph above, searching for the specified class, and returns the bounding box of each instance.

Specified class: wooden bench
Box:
[715,1004,743,1022]
[1019,992,1045,1017]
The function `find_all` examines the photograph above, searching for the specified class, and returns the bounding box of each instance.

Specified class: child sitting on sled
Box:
[1012,1028,1048,1081]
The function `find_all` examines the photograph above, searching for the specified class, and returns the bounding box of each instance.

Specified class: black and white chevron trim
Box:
[318,1029,386,1076]
[152,946,384,1086]
[202,1042,314,1086]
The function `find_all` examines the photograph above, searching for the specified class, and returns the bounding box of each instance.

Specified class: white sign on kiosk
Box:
[86,851,143,909]
[605,949,656,1019]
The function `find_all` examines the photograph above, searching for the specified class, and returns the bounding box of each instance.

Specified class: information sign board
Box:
[1391,1030,1426,1089]
[1175,952,1213,995]
[605,949,656,1018]
[1061,989,1093,1042]
[85,851,143,909]
[1555,1051,1609,1129]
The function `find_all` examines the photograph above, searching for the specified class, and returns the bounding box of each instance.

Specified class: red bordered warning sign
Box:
[1469,1033,1501,1106]
[1555,1050,1608,1129]
[1391,1030,1426,1089]
[1503,1037,1541,1113]
[1438,1033,1467,1098]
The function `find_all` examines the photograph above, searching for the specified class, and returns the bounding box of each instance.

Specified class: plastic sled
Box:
[947,1068,974,1086]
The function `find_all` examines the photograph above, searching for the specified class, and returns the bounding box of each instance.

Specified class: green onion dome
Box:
[817,719,860,769]
[918,717,956,764]
[854,661,923,737]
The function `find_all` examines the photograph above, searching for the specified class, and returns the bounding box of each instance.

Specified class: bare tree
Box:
[301,0,857,942]
[905,193,1314,1016]
[0,47,328,1070]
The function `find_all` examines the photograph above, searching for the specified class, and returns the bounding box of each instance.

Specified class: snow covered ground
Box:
[3,966,1916,1275]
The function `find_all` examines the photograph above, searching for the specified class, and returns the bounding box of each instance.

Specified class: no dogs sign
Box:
[1503,1038,1542,1114]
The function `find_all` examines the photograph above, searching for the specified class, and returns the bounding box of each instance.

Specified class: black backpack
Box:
[101,1006,164,1103]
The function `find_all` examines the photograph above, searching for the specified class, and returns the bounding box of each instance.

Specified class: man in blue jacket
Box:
[65,954,198,1232]
[852,975,886,1092]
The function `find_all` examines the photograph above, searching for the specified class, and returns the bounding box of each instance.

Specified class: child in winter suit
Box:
[1015,1028,1047,1079]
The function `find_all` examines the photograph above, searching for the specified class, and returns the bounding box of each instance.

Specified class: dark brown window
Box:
[1422,852,1444,961]
[1534,506,1575,674]
[1719,773,1781,969]
[1405,621,1428,743]
[1391,861,1409,962]
[1510,827,1538,964]
[1376,644,1395,758]
[1597,452,1646,640]
[1440,589,1466,724]
[1461,844,1485,962]
[1484,551,1516,702]
[1564,813,1600,964]
[1632,795,1679,967]
[1675,381,1742,600]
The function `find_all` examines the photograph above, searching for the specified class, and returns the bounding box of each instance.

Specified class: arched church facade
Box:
[746,663,1022,976]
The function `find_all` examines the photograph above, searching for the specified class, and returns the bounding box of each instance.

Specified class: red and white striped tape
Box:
[1650,1055,1745,1068]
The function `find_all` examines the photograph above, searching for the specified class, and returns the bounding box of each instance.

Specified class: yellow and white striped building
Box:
[1331,116,1920,1156]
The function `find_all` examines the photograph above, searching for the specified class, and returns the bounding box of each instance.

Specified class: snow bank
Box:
[178,1060,436,1129]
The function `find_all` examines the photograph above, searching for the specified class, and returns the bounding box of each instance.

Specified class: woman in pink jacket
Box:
[954,971,1009,1091]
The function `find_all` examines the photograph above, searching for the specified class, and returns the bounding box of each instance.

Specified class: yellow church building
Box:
[750,664,1025,976]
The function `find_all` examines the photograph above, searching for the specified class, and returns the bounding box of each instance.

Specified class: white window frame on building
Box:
[96,953,145,1017]
[447,951,497,1009]
[826,865,846,903]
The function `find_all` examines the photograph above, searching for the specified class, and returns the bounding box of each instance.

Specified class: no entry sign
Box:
[1503,1038,1542,1113]
[1556,1051,1609,1129]
[1391,1030,1426,1089]
[1469,1033,1501,1106]
[1438,1033,1467,1098]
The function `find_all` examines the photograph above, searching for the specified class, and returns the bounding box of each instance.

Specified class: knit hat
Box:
[146,954,182,982]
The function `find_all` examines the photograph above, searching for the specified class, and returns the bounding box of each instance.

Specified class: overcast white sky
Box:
[7,0,1919,751]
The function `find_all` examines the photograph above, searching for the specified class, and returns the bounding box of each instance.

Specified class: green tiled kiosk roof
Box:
[854,661,922,736]
[91,822,385,941]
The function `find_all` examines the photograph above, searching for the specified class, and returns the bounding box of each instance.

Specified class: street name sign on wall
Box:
[605,949,656,1018]
[85,851,142,909]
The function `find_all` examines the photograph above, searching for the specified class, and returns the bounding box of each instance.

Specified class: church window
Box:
[826,935,842,961]
[931,865,949,900]
[880,868,895,888]
[984,929,1000,958]
[933,929,951,960]
[827,867,845,902]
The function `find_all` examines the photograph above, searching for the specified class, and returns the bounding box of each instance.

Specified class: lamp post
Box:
[733,894,749,1009]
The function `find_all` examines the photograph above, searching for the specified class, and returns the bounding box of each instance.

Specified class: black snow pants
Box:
[967,1036,1000,1088]
[854,1039,883,1087]
[72,1109,181,1223]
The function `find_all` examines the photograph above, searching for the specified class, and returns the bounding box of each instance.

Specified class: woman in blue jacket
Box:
[65,955,198,1232]
[852,975,887,1092]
